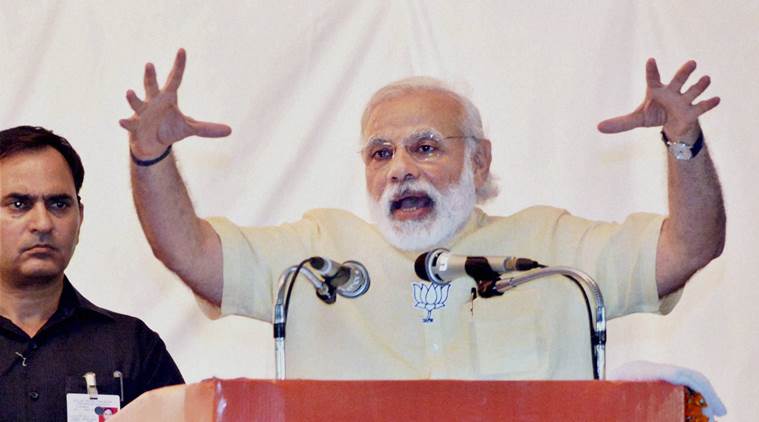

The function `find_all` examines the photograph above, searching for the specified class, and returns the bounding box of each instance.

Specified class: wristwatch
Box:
[661,130,703,160]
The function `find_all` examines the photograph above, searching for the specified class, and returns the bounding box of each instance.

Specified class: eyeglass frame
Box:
[360,129,484,166]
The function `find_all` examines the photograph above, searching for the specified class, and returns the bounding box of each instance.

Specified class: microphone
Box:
[273,257,371,379]
[308,257,371,299]
[415,248,540,284]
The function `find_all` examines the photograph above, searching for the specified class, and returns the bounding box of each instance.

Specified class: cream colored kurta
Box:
[207,206,679,380]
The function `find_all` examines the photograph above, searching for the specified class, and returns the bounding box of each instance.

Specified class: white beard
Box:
[368,160,477,251]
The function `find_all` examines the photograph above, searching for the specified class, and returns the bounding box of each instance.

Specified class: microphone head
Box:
[335,261,371,298]
[414,248,450,284]
[308,256,339,277]
[414,252,432,281]
[309,256,326,268]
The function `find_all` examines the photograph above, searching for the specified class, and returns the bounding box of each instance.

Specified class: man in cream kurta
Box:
[208,206,678,379]
[121,50,725,380]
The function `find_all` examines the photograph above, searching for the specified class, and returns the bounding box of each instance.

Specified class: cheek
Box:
[60,218,82,249]
[367,180,384,201]
[427,163,462,190]
[0,222,20,245]
[365,169,385,200]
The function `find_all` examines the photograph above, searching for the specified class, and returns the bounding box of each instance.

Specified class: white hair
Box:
[369,153,477,251]
[361,77,499,203]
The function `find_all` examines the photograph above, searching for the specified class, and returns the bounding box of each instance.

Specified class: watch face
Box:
[672,142,693,160]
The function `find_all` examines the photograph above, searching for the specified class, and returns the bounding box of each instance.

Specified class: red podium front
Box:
[113,378,691,421]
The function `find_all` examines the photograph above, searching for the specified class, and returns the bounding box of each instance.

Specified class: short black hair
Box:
[0,126,85,194]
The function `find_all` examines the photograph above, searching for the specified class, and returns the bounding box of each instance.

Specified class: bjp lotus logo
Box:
[412,282,450,323]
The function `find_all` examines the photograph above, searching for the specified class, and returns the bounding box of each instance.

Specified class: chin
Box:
[16,263,65,283]
[372,206,466,252]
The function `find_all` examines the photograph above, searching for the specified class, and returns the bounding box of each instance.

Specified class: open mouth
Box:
[390,192,434,220]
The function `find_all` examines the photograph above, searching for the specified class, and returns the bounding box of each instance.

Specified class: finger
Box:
[119,118,139,132]
[126,89,144,112]
[144,63,160,98]
[597,112,646,134]
[683,75,710,103]
[187,119,232,138]
[164,48,186,92]
[645,58,662,88]
[668,60,697,92]
[694,96,720,116]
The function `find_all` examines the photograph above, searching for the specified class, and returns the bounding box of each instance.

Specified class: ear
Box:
[471,139,492,189]
[75,200,84,244]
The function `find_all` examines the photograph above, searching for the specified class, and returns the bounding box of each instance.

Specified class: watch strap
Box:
[661,130,704,160]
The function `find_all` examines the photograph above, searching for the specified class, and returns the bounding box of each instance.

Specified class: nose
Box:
[387,149,420,184]
[29,204,54,234]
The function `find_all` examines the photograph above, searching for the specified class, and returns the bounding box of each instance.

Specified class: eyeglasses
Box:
[361,129,479,166]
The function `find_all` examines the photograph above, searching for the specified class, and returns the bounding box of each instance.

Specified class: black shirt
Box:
[0,278,184,421]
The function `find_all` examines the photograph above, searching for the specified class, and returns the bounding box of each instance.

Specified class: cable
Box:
[284,259,310,320]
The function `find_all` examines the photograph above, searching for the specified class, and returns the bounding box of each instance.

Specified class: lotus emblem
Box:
[412,282,450,323]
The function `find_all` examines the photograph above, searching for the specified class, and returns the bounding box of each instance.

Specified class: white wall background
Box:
[2,1,757,419]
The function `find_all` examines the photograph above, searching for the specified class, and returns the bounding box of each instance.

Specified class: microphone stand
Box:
[494,266,607,379]
[272,260,371,380]
[273,265,330,380]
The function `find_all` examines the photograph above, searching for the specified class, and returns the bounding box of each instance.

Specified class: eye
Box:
[370,147,394,161]
[5,198,31,210]
[11,200,28,210]
[47,198,73,212]
[412,136,441,156]
[416,143,437,154]
[50,201,69,210]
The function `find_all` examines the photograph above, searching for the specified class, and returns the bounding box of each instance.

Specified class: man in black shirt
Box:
[0,126,184,421]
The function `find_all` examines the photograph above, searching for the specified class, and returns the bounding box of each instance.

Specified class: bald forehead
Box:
[361,90,466,140]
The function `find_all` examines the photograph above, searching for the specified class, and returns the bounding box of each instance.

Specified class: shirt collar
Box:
[58,276,115,321]
[0,277,115,340]
[449,207,487,245]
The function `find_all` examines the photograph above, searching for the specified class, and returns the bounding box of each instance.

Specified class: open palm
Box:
[119,49,231,158]
[598,58,720,140]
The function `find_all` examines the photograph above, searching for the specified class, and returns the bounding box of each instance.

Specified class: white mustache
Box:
[382,180,440,214]
[369,162,477,251]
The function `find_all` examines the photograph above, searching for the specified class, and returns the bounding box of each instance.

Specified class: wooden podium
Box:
[111,378,696,421]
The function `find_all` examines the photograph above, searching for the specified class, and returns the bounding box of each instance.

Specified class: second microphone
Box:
[415,249,540,284]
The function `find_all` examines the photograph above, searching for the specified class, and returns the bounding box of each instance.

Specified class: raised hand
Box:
[119,49,231,159]
[597,58,720,142]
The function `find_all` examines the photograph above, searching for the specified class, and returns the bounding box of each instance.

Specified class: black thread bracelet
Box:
[130,145,172,167]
